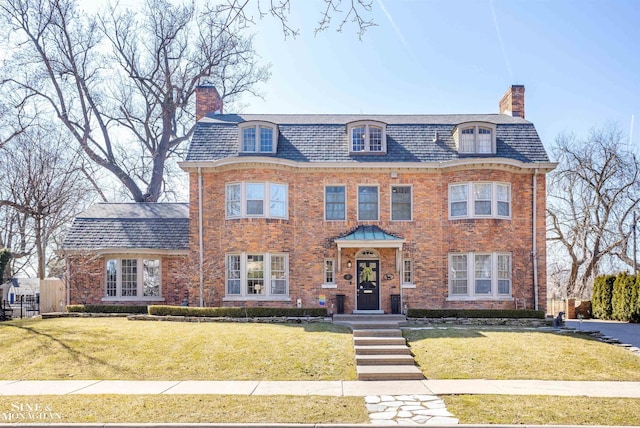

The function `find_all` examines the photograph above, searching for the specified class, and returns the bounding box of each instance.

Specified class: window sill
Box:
[446,296,513,301]
[102,297,165,302]
[321,283,337,289]
[223,296,292,302]
[449,216,512,221]
[401,283,416,289]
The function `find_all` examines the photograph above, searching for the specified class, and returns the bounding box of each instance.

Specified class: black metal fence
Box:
[1,295,40,320]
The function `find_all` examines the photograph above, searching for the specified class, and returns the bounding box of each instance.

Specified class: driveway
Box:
[565,319,640,348]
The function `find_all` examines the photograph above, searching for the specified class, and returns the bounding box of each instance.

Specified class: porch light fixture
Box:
[347,260,352,269]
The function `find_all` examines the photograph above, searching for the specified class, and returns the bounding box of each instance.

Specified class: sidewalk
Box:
[2,379,640,398]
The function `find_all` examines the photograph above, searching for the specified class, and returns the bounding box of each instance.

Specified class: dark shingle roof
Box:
[62,203,189,251]
[185,114,550,164]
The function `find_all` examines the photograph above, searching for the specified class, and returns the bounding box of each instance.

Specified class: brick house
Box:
[62,85,556,314]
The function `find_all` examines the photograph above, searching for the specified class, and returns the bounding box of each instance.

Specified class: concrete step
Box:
[353,336,407,346]
[357,365,424,381]
[356,354,416,365]
[354,345,412,355]
[353,329,403,337]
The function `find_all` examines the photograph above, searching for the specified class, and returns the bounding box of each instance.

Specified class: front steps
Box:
[333,314,424,381]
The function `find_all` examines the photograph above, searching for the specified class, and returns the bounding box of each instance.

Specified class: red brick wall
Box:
[188,166,548,312]
[67,254,187,306]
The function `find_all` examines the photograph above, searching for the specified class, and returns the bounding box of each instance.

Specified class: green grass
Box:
[0,395,368,424]
[0,318,356,380]
[405,327,640,380]
[444,395,640,425]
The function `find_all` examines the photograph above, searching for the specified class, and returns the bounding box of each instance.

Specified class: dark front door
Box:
[356,260,380,311]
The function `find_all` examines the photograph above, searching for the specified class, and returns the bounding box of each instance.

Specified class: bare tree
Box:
[547,124,640,298]
[0,126,94,279]
[0,0,269,202]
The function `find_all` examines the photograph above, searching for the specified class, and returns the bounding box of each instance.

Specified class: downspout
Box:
[65,254,70,306]
[198,167,204,307]
[532,169,539,310]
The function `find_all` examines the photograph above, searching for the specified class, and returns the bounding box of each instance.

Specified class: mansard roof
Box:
[185,113,550,164]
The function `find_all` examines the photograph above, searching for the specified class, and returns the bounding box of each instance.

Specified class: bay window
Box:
[226,182,288,219]
[226,253,289,299]
[104,257,162,300]
[449,182,511,219]
[448,252,512,299]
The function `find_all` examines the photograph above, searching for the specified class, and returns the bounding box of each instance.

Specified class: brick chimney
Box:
[499,85,525,119]
[195,85,223,121]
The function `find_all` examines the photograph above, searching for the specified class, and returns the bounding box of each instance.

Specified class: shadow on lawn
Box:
[277,321,352,334]
[5,322,132,377]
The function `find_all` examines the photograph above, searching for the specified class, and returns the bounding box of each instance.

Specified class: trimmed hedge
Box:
[148,305,328,318]
[406,309,545,319]
[66,304,149,314]
[592,275,615,320]
[612,272,635,321]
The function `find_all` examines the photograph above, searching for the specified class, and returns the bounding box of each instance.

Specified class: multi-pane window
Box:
[450,254,468,295]
[225,253,289,298]
[473,183,492,216]
[449,182,511,219]
[121,259,137,297]
[449,184,468,217]
[324,259,335,284]
[226,255,241,295]
[474,254,492,294]
[242,127,256,152]
[259,127,273,152]
[391,186,412,221]
[348,122,386,153]
[247,254,264,294]
[497,254,511,295]
[225,182,288,219]
[270,255,287,295]
[449,253,512,298]
[325,186,346,220]
[143,259,161,297]
[106,259,117,297]
[358,186,379,221]
[240,123,277,153]
[402,259,413,284]
[457,124,495,154]
[104,258,161,300]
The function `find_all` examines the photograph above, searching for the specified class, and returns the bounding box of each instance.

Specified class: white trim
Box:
[179,157,558,173]
[238,121,279,154]
[225,252,290,298]
[323,258,336,285]
[321,284,338,289]
[336,240,404,250]
[347,120,387,154]
[225,181,289,220]
[452,122,497,154]
[103,256,163,300]
[62,249,188,256]
[447,252,512,299]
[448,181,512,220]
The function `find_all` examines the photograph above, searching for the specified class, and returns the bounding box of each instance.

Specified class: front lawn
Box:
[0,318,356,380]
[405,327,640,380]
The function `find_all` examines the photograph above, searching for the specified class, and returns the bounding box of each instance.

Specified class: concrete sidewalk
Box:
[2,379,640,398]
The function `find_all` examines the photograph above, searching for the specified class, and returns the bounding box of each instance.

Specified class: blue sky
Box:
[240,0,640,154]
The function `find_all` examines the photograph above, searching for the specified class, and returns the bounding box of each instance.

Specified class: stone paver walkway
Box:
[366,394,458,425]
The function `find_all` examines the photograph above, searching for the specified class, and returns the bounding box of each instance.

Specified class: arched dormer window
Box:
[453,122,497,155]
[347,121,387,154]
[238,121,279,154]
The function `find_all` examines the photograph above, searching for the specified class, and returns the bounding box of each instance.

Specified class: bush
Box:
[592,275,615,320]
[612,272,635,321]
[148,305,328,318]
[406,309,545,319]
[632,275,640,323]
[66,304,148,314]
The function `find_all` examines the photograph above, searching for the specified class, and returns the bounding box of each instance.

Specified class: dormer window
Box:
[239,122,278,154]
[454,122,496,155]
[347,121,387,154]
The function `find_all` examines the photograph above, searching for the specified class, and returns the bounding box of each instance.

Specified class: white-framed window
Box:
[454,122,496,154]
[239,122,278,153]
[402,259,413,286]
[323,259,336,288]
[347,121,387,154]
[358,185,379,221]
[225,253,289,299]
[225,182,288,219]
[448,182,511,219]
[391,185,412,221]
[325,186,346,221]
[448,252,512,299]
[104,257,162,300]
